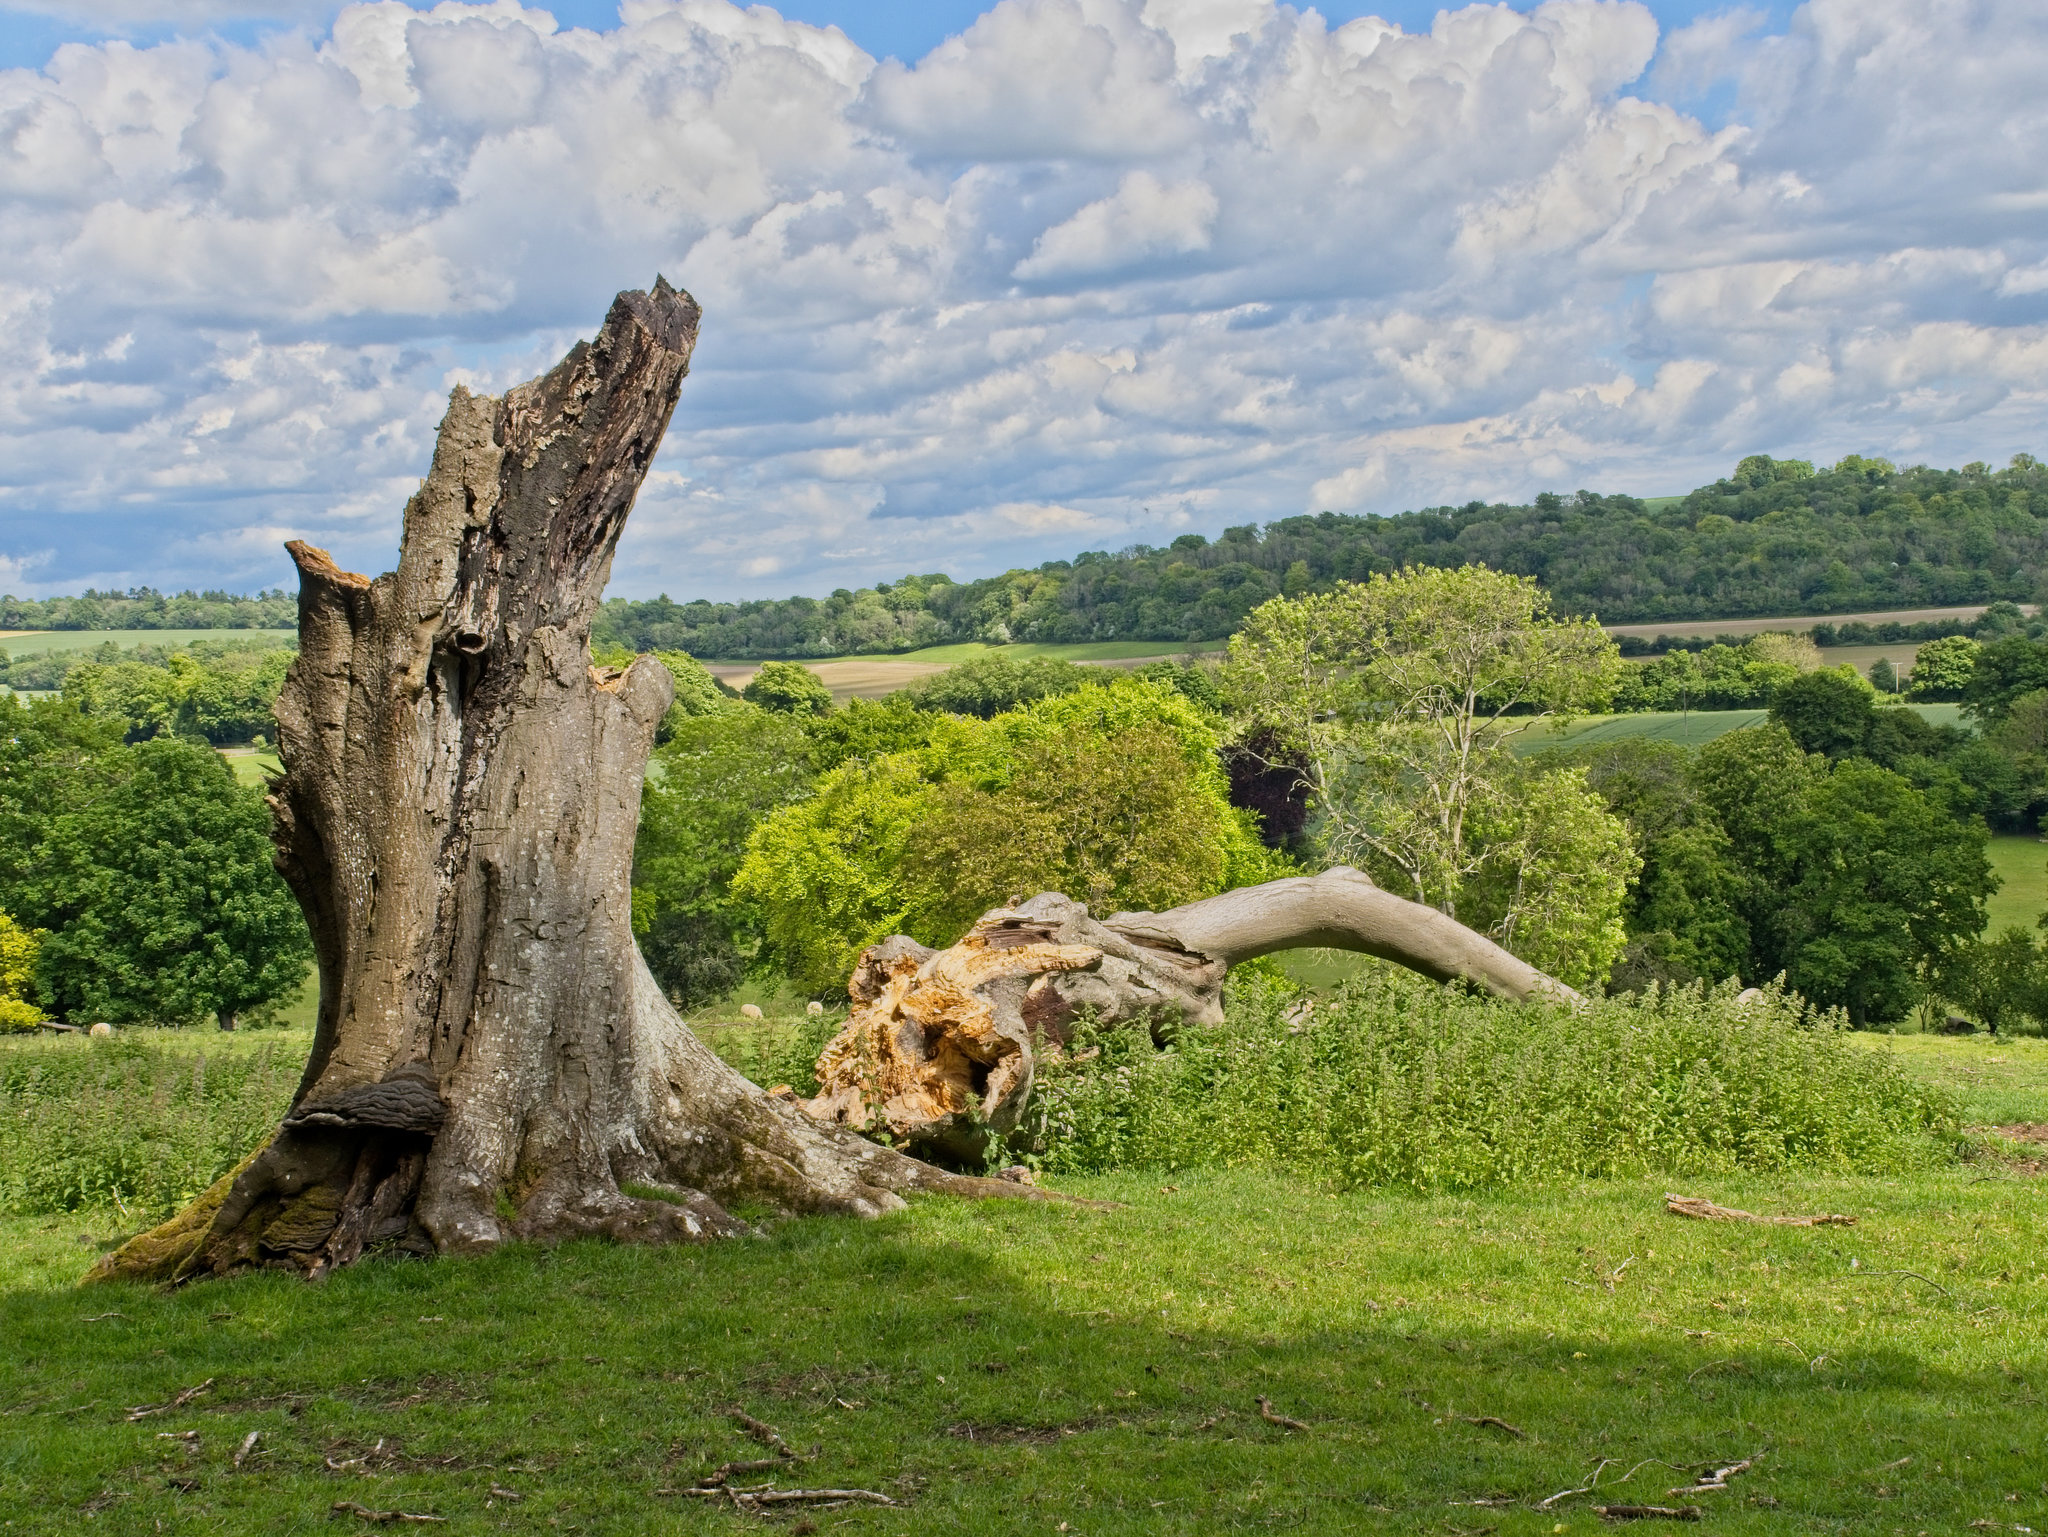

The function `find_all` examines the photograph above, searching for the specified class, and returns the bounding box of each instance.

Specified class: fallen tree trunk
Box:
[798,869,1578,1162]
[93,281,1036,1286]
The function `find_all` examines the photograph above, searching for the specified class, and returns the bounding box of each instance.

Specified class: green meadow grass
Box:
[1984,835,2048,935]
[1521,703,1964,757]
[3,1022,2041,1535]
[0,630,297,660]
[842,639,1229,665]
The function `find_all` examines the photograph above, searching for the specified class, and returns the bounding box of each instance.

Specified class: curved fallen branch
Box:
[799,868,1577,1161]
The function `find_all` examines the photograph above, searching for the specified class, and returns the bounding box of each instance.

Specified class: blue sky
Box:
[0,0,2043,602]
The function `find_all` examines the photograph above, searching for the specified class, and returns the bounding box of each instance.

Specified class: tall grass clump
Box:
[0,1036,293,1218]
[1024,970,1958,1188]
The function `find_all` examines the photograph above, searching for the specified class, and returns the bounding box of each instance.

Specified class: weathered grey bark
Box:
[93,281,1035,1286]
[800,867,1578,1162]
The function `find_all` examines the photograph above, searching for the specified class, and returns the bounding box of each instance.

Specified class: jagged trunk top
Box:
[93,281,1046,1287]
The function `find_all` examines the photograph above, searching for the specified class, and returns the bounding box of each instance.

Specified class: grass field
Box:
[0,629,296,660]
[1521,703,1964,757]
[3,1022,2042,1535]
[1985,835,2048,934]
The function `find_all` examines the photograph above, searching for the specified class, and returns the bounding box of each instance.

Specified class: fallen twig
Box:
[1665,1193,1853,1226]
[1668,1454,1758,1495]
[1595,1505,1701,1522]
[1192,1409,1229,1432]
[1255,1396,1309,1431]
[127,1378,215,1421]
[1863,1268,1952,1298]
[233,1431,260,1468]
[1539,1459,1618,1509]
[330,1501,447,1524]
[1454,1415,1525,1438]
[82,1312,125,1323]
[680,1484,896,1509]
[324,1438,385,1470]
[1603,1257,1635,1291]
[730,1409,798,1459]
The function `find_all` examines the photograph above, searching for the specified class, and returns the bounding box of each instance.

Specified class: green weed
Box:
[1025,971,1957,1186]
[0,1036,293,1219]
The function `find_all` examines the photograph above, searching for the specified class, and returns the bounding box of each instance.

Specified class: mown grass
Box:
[1984,834,2048,935]
[3,1160,2044,1535]
[3,1015,2041,1534]
[0,629,297,659]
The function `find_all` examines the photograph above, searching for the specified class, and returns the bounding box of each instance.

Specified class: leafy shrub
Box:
[1023,971,1956,1189]
[694,1012,845,1098]
[0,1037,293,1217]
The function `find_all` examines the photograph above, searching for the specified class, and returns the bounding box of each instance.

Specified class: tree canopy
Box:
[583,454,2048,659]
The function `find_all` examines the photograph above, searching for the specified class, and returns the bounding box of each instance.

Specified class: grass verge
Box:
[3,1160,2043,1535]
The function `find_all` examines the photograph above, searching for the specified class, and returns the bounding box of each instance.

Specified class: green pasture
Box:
[838,639,1228,665]
[0,629,297,660]
[3,1016,2043,1534]
[1984,835,2048,935]
[1522,703,1965,757]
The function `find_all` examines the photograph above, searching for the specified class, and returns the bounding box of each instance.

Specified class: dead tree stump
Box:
[93,281,1034,1286]
[799,870,1578,1162]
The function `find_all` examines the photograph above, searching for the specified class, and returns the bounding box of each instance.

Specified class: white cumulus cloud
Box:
[0,0,2044,601]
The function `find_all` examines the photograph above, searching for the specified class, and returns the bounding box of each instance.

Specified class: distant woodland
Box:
[591,455,2048,658]
[8,455,2048,656]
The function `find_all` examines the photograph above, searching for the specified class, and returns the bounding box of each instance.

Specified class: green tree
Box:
[1769,667,1876,758]
[799,694,940,775]
[1910,633,1981,702]
[1222,565,1621,964]
[0,911,43,1031]
[742,660,833,716]
[633,707,813,1008]
[1929,927,2048,1036]
[1868,656,1898,694]
[16,738,312,1027]
[1695,726,1991,1025]
[899,652,1089,717]
[1962,634,2048,720]
[1572,738,1749,990]
[1457,764,1638,988]
[735,680,1281,995]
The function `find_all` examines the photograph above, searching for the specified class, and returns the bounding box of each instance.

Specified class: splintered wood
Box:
[1664,1194,1855,1226]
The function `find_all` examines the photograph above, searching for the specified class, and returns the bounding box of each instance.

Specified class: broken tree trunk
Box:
[799,869,1578,1162]
[92,281,1033,1286]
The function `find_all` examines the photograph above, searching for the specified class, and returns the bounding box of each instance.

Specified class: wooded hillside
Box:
[593,454,2048,658]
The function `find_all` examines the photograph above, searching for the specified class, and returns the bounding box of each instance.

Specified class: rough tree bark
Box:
[799,869,1578,1163]
[92,281,1034,1286]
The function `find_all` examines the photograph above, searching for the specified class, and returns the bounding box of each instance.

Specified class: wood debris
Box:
[1256,1396,1309,1431]
[680,1484,897,1512]
[127,1378,215,1421]
[1668,1455,1757,1495]
[233,1430,261,1468]
[1455,1415,1525,1438]
[1664,1193,1854,1226]
[330,1500,447,1524]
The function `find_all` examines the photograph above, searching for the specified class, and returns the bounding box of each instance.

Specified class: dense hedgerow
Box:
[0,1037,292,1218]
[1021,971,1958,1188]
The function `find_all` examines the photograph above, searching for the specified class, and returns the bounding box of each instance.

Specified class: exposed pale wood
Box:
[1664,1194,1855,1226]
[93,282,1041,1285]
[799,868,1578,1162]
